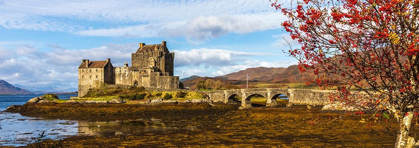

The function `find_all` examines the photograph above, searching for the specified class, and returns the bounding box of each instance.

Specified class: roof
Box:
[79,61,108,68]
[136,44,163,53]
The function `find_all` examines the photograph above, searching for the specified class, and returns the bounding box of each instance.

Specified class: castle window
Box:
[90,69,91,72]
[96,69,98,72]
[90,75,92,78]
[96,75,98,79]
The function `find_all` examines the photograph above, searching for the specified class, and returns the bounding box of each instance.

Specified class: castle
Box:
[78,41,180,97]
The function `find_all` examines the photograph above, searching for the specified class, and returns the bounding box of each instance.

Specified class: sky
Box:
[0,0,299,92]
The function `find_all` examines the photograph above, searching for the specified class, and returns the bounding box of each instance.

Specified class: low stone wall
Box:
[207,92,225,103]
[288,89,334,106]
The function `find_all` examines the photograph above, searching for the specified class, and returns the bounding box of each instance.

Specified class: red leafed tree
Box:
[271,0,419,147]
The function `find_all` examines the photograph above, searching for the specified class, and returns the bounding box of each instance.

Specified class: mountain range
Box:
[0,79,33,95]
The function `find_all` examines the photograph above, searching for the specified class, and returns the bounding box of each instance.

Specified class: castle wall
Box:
[131,45,174,76]
[104,63,114,84]
[157,75,179,89]
[78,68,105,97]
[165,53,174,76]
[115,67,131,85]
[141,75,150,88]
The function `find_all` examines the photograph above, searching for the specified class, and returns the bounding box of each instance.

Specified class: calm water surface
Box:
[0,94,78,147]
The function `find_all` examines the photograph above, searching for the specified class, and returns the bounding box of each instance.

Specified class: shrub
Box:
[186,91,204,99]
[152,91,162,97]
[145,92,153,99]
[42,94,59,101]
[134,93,147,100]
[173,91,187,99]
[162,93,172,100]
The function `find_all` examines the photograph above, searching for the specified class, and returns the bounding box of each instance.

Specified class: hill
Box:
[219,65,314,83]
[0,80,33,95]
[218,67,287,81]
[181,65,316,89]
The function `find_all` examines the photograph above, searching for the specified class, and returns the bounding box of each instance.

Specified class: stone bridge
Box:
[203,88,334,108]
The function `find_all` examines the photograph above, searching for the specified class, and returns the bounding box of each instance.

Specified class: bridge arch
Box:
[269,93,289,107]
[227,94,242,104]
[242,93,267,108]
[245,93,266,101]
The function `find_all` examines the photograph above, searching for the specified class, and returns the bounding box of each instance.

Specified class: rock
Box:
[150,98,163,104]
[191,99,211,103]
[64,100,78,104]
[163,100,178,104]
[84,101,108,104]
[6,105,21,112]
[38,100,47,103]
[209,103,216,107]
[107,98,126,104]
[27,97,42,103]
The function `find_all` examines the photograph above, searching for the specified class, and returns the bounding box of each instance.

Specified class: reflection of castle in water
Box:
[77,119,167,136]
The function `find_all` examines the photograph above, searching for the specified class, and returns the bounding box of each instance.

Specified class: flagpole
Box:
[246,74,248,89]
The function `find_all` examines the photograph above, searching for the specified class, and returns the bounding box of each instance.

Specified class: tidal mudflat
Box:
[7,102,418,147]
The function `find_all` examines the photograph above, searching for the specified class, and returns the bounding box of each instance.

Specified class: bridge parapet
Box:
[202,88,335,108]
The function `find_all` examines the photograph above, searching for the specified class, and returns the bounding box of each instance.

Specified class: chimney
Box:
[124,62,128,67]
[85,59,90,68]
[162,41,166,47]
[107,58,111,63]
[139,43,145,48]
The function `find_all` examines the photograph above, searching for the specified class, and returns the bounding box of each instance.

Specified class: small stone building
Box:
[78,59,114,97]
[78,41,179,97]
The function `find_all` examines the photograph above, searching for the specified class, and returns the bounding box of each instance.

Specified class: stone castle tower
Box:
[78,41,179,97]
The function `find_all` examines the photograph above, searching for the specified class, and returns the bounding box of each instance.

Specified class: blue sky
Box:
[0,0,298,92]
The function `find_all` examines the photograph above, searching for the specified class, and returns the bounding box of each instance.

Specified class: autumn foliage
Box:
[272,0,419,112]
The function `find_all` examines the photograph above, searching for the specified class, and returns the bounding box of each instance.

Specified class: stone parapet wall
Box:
[204,88,337,107]
[287,89,334,106]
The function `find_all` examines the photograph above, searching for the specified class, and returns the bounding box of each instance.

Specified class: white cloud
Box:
[0,0,286,41]
[173,48,273,67]
[172,48,296,79]
[0,43,137,92]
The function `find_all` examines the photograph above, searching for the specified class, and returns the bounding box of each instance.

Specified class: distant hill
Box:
[182,65,315,89]
[180,75,201,82]
[217,67,287,81]
[218,66,314,83]
[0,80,33,95]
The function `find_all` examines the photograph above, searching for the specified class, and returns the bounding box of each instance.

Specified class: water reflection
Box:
[0,111,175,147]
[77,118,167,136]
[0,112,79,147]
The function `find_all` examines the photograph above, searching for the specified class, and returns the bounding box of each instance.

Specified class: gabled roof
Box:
[79,61,108,68]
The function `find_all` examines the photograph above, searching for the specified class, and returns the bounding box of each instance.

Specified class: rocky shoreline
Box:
[6,97,238,121]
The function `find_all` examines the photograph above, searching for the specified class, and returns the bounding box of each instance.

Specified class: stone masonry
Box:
[78,41,179,97]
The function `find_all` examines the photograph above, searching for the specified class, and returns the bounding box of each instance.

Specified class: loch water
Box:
[0,94,78,147]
